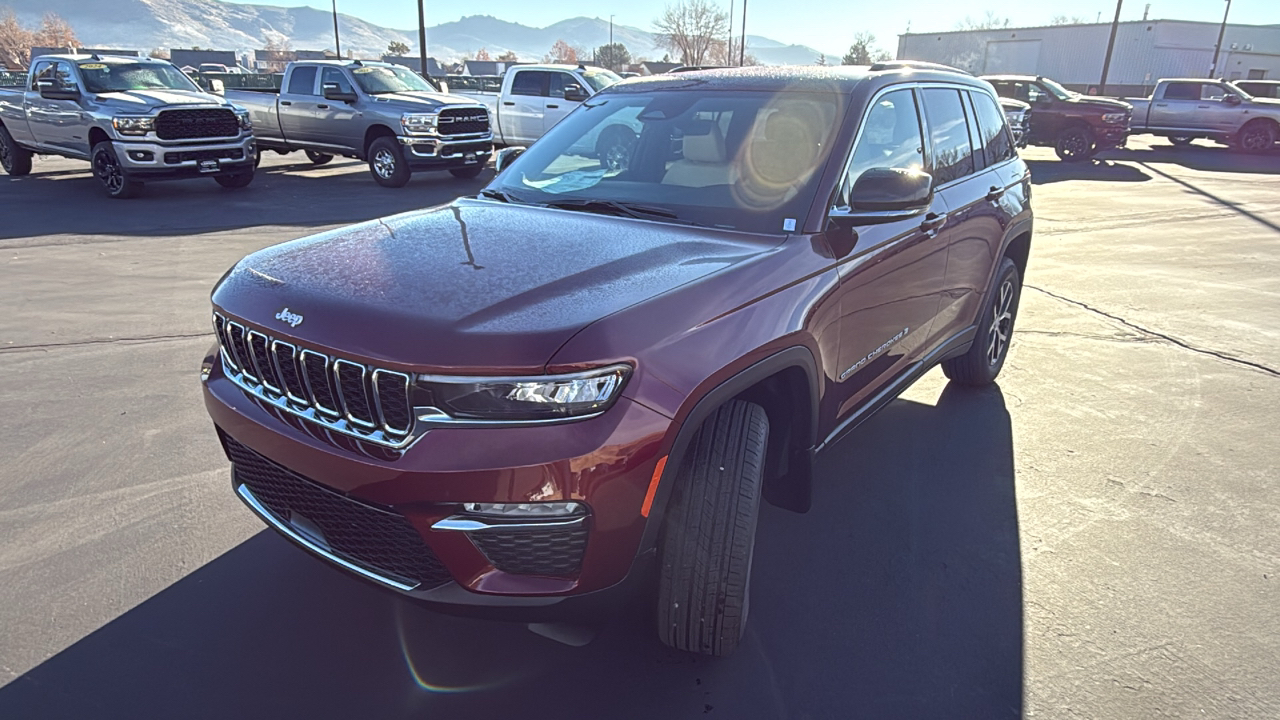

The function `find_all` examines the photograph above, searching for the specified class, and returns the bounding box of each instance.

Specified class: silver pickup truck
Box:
[0,54,255,198]
[226,60,493,187]
[1124,78,1280,153]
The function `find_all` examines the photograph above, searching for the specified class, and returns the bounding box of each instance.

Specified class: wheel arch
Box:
[88,126,110,150]
[363,124,397,158]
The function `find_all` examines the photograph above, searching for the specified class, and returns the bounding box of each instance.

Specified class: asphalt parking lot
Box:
[1,138,1277,719]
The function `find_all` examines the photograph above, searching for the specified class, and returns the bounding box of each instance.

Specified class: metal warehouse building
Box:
[898,20,1280,95]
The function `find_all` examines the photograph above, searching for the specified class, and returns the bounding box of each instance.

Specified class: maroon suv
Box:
[984,74,1132,161]
[202,64,1033,656]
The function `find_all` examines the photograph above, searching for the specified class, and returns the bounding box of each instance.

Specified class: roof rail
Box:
[869,60,971,76]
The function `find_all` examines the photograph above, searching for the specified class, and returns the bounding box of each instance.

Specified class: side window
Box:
[286,66,318,96]
[511,71,548,97]
[839,88,925,206]
[1199,83,1228,101]
[963,92,987,172]
[30,61,55,90]
[320,67,353,94]
[549,73,576,99]
[970,90,1015,165]
[921,87,976,185]
[1163,82,1200,101]
[1024,83,1047,103]
[53,62,79,90]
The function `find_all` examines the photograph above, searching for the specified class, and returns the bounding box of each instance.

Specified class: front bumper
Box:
[114,134,256,180]
[398,133,493,170]
[1096,125,1129,149]
[201,343,671,615]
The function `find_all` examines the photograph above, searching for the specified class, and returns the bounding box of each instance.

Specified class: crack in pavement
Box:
[1024,284,1280,378]
[1,332,212,354]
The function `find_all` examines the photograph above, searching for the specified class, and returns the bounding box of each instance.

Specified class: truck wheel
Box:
[1169,135,1194,147]
[91,141,142,199]
[214,170,255,189]
[1233,120,1277,155]
[1054,126,1095,162]
[596,125,637,172]
[449,165,485,179]
[305,150,334,166]
[942,256,1022,386]
[656,399,769,657]
[0,125,33,176]
[367,137,410,188]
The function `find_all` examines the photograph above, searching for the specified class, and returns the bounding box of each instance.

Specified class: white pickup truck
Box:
[1123,78,1280,153]
[449,64,622,148]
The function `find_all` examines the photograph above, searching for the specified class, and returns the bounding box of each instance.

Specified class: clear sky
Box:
[225,0,1275,57]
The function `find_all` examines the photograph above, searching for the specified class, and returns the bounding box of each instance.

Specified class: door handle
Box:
[1155,102,1167,107]
[546,104,559,109]
[280,100,292,106]
[503,101,515,106]
[317,104,330,109]
[986,185,1005,203]
[921,212,948,236]
[1197,104,1210,109]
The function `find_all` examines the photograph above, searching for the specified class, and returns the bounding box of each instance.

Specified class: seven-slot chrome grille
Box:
[213,312,415,448]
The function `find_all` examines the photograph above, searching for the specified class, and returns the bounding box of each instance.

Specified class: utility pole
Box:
[728,0,734,66]
[1098,0,1123,95]
[739,0,747,66]
[331,0,342,58]
[1209,0,1232,79]
[610,14,614,48]
[417,0,428,78]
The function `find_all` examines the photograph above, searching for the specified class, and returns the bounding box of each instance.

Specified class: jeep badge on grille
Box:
[275,307,304,328]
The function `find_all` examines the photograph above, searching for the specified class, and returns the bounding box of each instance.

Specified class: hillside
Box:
[0,1,839,65]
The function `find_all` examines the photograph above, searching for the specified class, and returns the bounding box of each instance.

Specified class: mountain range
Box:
[0,0,840,66]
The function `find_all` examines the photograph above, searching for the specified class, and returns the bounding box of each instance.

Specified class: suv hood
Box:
[212,199,777,372]
[94,89,228,110]
[369,92,486,111]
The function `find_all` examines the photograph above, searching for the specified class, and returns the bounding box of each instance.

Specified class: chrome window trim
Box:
[236,482,420,591]
[832,82,928,211]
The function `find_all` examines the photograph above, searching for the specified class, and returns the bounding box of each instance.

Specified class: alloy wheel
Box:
[1240,126,1274,153]
[94,151,124,194]
[373,149,397,179]
[603,142,631,172]
[987,279,1015,366]
[0,139,10,172]
[1060,131,1089,160]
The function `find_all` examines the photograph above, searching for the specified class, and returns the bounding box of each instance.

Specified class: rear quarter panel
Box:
[0,88,36,145]
[226,89,283,142]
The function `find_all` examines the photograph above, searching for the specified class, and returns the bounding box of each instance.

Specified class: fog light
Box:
[462,502,584,517]
[128,150,154,161]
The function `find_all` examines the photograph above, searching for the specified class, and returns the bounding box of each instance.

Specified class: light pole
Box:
[417,0,428,78]
[331,0,342,58]
[1210,0,1232,79]
[739,0,747,66]
[727,0,733,66]
[1098,0,1122,95]
[610,14,614,48]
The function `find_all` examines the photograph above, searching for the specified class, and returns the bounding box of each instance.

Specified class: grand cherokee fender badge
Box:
[275,307,304,328]
[840,327,909,381]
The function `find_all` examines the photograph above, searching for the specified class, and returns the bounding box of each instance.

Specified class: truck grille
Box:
[155,108,240,140]
[437,107,490,137]
[214,312,415,449]
[224,434,452,590]
[471,525,588,577]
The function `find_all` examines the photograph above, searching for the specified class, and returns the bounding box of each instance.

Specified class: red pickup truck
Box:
[983,74,1132,161]
[203,63,1033,656]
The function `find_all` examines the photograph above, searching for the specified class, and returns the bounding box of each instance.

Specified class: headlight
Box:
[419,364,631,421]
[235,109,252,130]
[1102,112,1128,124]
[111,116,154,135]
[401,113,438,134]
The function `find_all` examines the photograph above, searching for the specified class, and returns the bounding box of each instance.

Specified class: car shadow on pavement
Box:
[0,158,492,242]
[1097,141,1280,175]
[0,382,1023,720]
[1027,158,1151,184]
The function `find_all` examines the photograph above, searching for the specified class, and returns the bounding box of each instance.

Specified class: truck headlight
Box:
[1102,112,1128,124]
[419,364,631,421]
[401,113,438,134]
[235,109,252,130]
[111,116,154,136]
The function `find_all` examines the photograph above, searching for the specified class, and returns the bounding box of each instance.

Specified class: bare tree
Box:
[262,33,292,52]
[0,10,34,69]
[545,39,576,64]
[1050,15,1089,25]
[496,50,519,63]
[653,0,729,67]
[474,47,492,61]
[956,11,1010,30]
[34,12,78,49]
[842,32,882,65]
[149,47,171,60]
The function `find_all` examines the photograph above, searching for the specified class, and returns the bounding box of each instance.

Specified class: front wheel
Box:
[1169,135,1194,147]
[1234,120,1277,155]
[0,125,34,176]
[305,150,334,166]
[942,256,1022,386]
[449,165,485,180]
[596,125,637,172]
[214,170,255,189]
[1055,126,1096,162]
[367,137,410,188]
[656,399,769,657]
[91,141,142,199]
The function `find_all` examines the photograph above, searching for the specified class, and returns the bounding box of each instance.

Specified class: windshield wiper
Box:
[480,188,525,204]
[542,199,681,222]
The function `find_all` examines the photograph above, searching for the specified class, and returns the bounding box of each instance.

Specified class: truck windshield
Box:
[351,66,434,94]
[1039,77,1075,100]
[580,68,622,92]
[486,89,843,234]
[78,61,200,93]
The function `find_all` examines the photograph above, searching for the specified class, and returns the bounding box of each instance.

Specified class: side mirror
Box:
[563,84,588,103]
[322,82,357,102]
[37,79,80,101]
[494,146,526,175]
[1034,95,1052,105]
[208,78,225,96]
[848,167,934,214]
[1223,93,1242,105]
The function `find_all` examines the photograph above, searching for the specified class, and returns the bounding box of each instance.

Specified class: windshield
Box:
[580,68,622,93]
[487,89,842,234]
[351,66,434,94]
[78,61,200,94]
[1225,81,1256,100]
[1038,77,1074,100]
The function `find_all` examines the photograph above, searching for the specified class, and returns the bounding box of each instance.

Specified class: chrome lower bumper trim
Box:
[431,515,587,532]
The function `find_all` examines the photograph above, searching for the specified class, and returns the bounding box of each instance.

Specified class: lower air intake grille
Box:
[470,525,588,577]
[224,435,451,589]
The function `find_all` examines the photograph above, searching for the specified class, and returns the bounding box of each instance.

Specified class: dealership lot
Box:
[1,139,1277,718]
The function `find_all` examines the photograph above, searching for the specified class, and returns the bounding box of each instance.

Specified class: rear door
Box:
[279,65,319,143]
[504,69,549,145]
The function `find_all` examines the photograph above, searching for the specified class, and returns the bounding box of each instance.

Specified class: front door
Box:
[825,86,950,422]
[546,72,586,131]
[315,67,361,153]
[27,60,84,154]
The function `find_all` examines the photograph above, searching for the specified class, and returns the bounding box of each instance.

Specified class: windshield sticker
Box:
[782,218,797,232]
[352,67,376,74]
[521,168,607,195]
[79,63,107,70]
